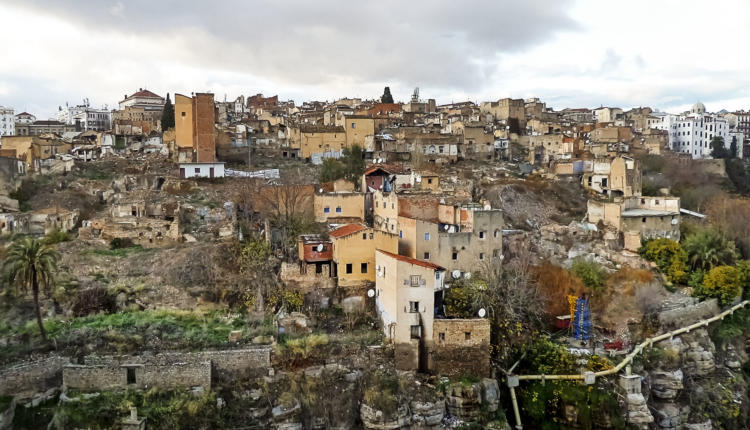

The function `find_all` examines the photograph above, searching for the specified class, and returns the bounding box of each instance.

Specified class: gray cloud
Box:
[6,0,578,92]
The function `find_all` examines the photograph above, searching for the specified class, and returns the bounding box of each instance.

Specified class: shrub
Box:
[109,237,135,249]
[697,265,741,306]
[43,229,71,245]
[570,259,608,292]
[639,238,688,284]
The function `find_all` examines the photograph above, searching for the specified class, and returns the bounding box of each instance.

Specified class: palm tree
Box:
[683,228,738,271]
[2,237,59,340]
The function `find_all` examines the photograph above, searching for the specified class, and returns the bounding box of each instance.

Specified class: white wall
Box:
[179,163,225,178]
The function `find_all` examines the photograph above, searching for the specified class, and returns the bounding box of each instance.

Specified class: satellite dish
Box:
[478,308,486,318]
[484,204,491,210]
[316,244,324,252]
[452,270,461,279]
[443,225,450,231]
[464,272,472,280]
[671,219,678,225]
[367,289,375,298]
[318,188,323,193]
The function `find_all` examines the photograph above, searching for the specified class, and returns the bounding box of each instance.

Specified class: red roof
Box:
[376,249,444,270]
[364,163,408,176]
[127,89,162,99]
[329,224,367,238]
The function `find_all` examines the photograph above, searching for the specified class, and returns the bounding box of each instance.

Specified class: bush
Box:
[570,259,608,292]
[43,229,71,245]
[639,238,688,284]
[109,237,135,249]
[696,265,741,306]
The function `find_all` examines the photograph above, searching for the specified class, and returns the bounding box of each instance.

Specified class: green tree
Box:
[682,228,738,271]
[2,237,60,340]
[639,238,688,284]
[729,135,738,159]
[697,265,741,305]
[161,93,175,131]
[570,258,608,292]
[381,86,394,104]
[317,158,344,183]
[315,144,365,189]
[710,136,727,159]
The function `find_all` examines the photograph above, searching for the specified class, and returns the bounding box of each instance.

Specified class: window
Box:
[126,367,136,384]
[324,207,330,213]
[399,230,403,238]
[464,332,471,341]
[362,233,367,240]
[409,301,419,313]
[410,325,421,339]
[452,252,458,260]
[195,167,200,174]
[351,122,356,129]
[424,233,430,240]
[479,231,486,239]
[494,230,500,238]
[642,217,647,223]
[369,233,374,239]
[335,207,342,213]
[438,332,445,341]
[375,201,378,208]
[410,275,421,287]
[181,112,186,117]
[424,252,430,260]
[361,263,367,273]
[479,253,485,260]
[345,263,353,274]
[427,178,433,184]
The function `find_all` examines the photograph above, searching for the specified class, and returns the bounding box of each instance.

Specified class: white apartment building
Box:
[57,104,111,131]
[653,102,730,159]
[0,106,15,136]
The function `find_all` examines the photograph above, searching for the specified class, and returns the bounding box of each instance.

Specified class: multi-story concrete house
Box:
[329,223,398,286]
[0,106,15,137]
[175,92,224,177]
[581,156,642,197]
[587,196,680,251]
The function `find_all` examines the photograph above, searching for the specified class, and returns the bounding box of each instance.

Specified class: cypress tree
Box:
[381,87,394,104]
[161,93,175,131]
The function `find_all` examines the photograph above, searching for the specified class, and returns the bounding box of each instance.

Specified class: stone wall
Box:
[658,299,719,328]
[279,262,336,293]
[0,356,67,398]
[64,361,212,391]
[431,319,490,377]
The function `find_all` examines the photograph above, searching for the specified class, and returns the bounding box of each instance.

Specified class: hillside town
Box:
[1,87,750,430]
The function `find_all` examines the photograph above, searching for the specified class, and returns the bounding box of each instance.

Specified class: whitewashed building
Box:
[57,103,111,131]
[654,102,730,159]
[178,162,225,179]
[0,106,15,136]
[14,112,36,125]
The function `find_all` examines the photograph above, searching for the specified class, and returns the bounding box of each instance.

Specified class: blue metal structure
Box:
[572,297,591,341]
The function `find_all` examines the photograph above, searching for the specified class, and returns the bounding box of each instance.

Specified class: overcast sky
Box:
[2,0,750,119]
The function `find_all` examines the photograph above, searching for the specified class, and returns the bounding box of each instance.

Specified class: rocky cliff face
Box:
[640,328,749,429]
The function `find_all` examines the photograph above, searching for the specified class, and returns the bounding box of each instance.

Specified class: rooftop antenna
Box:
[411,87,420,103]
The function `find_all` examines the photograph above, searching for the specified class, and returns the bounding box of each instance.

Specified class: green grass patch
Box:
[57,388,223,430]
[87,245,147,257]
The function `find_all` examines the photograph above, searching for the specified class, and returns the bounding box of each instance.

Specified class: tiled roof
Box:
[127,89,162,99]
[376,249,444,270]
[329,224,367,238]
